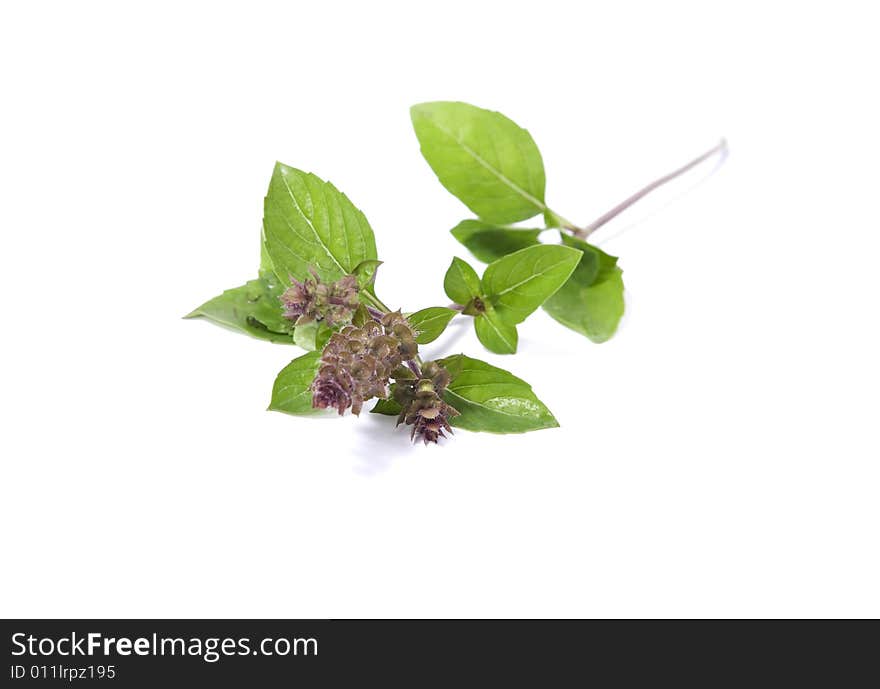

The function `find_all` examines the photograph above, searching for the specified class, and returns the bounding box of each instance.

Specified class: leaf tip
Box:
[409,104,425,125]
[409,101,432,116]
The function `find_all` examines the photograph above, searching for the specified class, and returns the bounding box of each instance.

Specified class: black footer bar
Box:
[2,619,877,686]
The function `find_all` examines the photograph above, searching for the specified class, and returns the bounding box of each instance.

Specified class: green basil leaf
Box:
[351,259,383,289]
[450,220,542,263]
[268,351,323,415]
[351,303,370,328]
[370,397,402,416]
[443,256,482,305]
[292,324,314,350]
[438,354,558,433]
[263,163,378,284]
[185,276,292,344]
[481,244,581,324]
[411,101,547,224]
[292,320,332,351]
[259,224,275,275]
[473,304,518,354]
[408,307,458,344]
[543,234,625,343]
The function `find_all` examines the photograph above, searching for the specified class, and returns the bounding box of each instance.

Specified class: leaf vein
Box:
[428,118,547,214]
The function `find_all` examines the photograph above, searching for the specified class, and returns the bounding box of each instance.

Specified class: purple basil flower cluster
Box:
[281,268,359,327]
[309,307,459,444]
[279,268,459,443]
[311,311,418,416]
[392,360,460,444]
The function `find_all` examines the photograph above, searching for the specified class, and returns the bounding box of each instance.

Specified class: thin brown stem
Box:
[568,138,727,239]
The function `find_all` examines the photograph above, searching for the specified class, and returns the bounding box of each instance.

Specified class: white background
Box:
[2,1,878,618]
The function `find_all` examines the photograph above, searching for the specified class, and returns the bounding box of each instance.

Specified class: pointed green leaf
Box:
[411,101,547,224]
[443,257,482,305]
[450,220,543,264]
[268,351,323,415]
[351,259,383,289]
[292,320,332,351]
[481,244,581,324]
[293,323,316,350]
[371,396,403,416]
[438,355,558,433]
[263,163,377,284]
[543,234,625,343]
[474,305,518,354]
[408,307,458,344]
[351,303,371,328]
[185,276,292,344]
